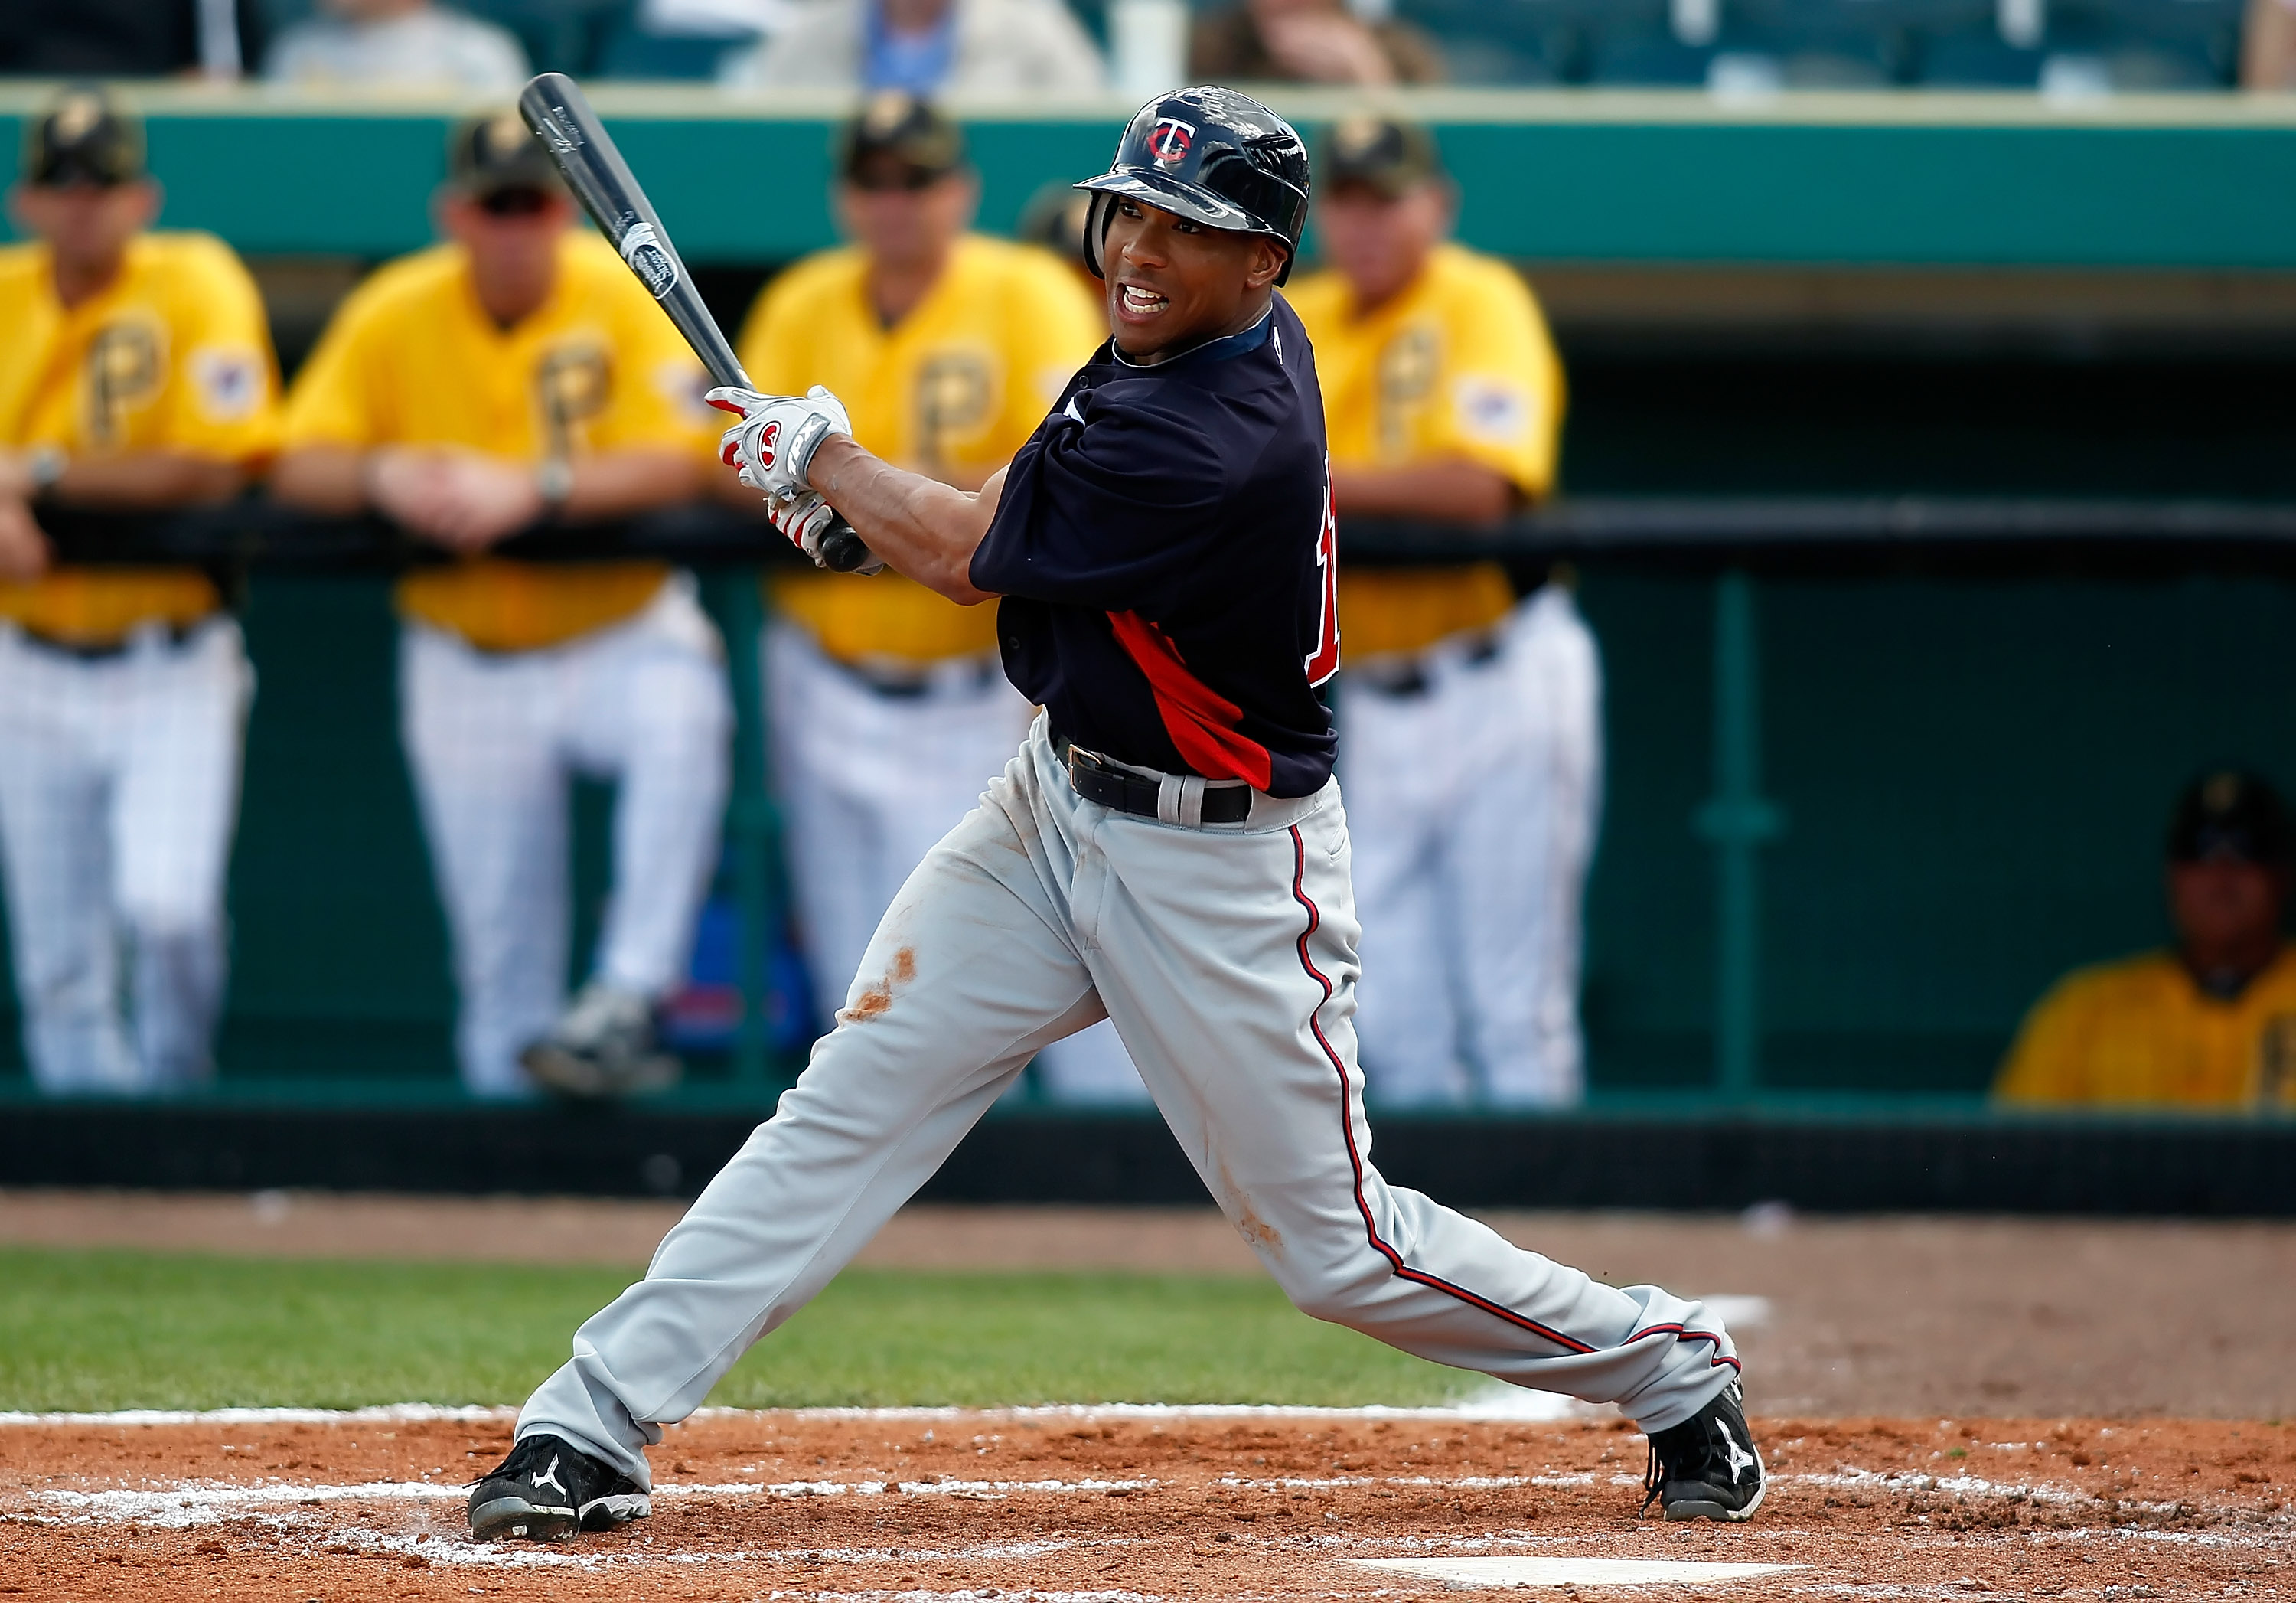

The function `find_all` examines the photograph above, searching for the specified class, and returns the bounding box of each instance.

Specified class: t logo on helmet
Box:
[1148,118,1195,163]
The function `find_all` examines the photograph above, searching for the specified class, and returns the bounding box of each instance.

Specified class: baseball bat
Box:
[517,72,876,575]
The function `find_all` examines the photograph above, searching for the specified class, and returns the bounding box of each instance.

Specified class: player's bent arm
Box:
[561,448,700,522]
[807,435,1005,605]
[0,448,245,511]
[1329,458,1518,525]
[269,446,370,516]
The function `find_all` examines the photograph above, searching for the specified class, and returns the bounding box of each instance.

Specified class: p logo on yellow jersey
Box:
[86,319,165,446]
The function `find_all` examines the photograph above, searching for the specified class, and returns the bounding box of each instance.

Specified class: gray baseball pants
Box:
[520,716,1739,1487]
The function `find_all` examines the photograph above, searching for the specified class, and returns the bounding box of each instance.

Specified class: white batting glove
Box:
[707,384,852,501]
[763,488,834,565]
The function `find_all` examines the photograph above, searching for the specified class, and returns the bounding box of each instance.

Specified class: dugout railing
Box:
[9,498,2296,1211]
[21,494,2296,1097]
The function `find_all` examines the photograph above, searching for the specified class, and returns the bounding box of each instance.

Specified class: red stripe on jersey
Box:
[1106,609,1275,792]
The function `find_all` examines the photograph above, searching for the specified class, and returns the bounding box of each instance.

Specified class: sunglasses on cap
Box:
[474,184,555,217]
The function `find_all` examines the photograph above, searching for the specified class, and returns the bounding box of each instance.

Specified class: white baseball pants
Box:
[1338,587,1603,1108]
[764,622,1146,1105]
[518,716,1736,1484]
[401,576,731,1098]
[0,617,249,1094]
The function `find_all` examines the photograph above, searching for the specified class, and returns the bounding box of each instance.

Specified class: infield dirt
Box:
[5,1409,2291,1601]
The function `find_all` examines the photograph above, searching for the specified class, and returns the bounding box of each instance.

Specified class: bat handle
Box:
[815,518,876,574]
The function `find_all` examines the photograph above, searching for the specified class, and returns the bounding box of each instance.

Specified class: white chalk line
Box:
[0,1390,1598,1429]
[14,1469,1593,1530]
[1352,1556,1800,1589]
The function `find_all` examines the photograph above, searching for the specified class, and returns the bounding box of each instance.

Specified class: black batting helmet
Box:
[1076,87,1311,286]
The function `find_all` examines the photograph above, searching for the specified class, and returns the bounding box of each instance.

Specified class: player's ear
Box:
[1244,237,1287,292]
[130,178,162,230]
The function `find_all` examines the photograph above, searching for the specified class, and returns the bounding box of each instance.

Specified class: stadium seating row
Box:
[227,0,2248,88]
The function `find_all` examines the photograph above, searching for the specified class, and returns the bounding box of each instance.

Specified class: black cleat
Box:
[468,1432,651,1542]
[520,982,680,1100]
[1641,1379,1765,1521]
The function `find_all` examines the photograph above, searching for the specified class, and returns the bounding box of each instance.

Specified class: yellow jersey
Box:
[1288,243,1565,662]
[736,235,1101,668]
[1994,947,2296,1111]
[282,231,710,653]
[0,231,280,645]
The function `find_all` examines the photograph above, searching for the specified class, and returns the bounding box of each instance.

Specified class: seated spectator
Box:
[272,114,725,1100]
[1996,770,2296,1111]
[265,0,527,93]
[720,0,1103,93]
[2244,0,2296,87]
[0,89,281,1094]
[1189,0,1443,86]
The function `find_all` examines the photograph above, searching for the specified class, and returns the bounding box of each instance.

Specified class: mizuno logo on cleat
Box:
[1718,1426,1757,1484]
[532,1455,568,1497]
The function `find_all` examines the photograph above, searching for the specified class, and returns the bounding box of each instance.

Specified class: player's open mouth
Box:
[1116,283,1169,318]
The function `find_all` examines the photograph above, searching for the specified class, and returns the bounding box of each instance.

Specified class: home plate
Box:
[1350,1557,1802,1589]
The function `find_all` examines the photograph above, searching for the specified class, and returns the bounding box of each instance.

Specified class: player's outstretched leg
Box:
[468,1432,651,1542]
[487,743,1112,1537]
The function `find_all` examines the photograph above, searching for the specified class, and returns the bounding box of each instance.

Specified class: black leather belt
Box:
[1352,627,1505,697]
[831,654,1002,699]
[16,620,202,662]
[1054,733,1252,824]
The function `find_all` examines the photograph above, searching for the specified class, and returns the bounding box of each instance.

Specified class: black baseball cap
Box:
[23,87,145,188]
[448,110,563,196]
[839,93,965,188]
[1322,114,1443,200]
[2167,770,2292,867]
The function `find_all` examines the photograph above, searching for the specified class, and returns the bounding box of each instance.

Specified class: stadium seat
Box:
[462,0,631,77]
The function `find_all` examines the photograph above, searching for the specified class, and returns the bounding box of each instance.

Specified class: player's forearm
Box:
[49,451,246,510]
[269,446,371,516]
[560,449,699,522]
[809,436,1001,605]
[1329,459,1520,525]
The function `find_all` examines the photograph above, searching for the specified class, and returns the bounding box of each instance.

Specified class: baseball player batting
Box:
[468,87,1764,1542]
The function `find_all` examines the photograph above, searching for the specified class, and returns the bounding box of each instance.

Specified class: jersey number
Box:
[1303,466,1340,687]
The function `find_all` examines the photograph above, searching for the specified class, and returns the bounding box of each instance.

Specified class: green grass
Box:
[0,1247,1474,1413]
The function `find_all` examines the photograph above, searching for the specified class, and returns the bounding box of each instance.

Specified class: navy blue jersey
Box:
[968,294,1339,799]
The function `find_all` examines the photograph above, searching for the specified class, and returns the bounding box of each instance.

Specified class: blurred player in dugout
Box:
[729,95,1140,1100]
[273,114,727,1099]
[1997,770,2296,1112]
[1290,117,1596,1108]
[0,91,280,1095]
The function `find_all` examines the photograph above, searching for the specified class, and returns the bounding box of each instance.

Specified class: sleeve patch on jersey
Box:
[190,346,266,424]
[1451,375,1531,447]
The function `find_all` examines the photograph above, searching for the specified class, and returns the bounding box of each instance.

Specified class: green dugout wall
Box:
[2,87,2294,1103]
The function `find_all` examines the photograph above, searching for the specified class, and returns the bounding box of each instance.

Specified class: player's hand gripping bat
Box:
[517,72,877,574]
